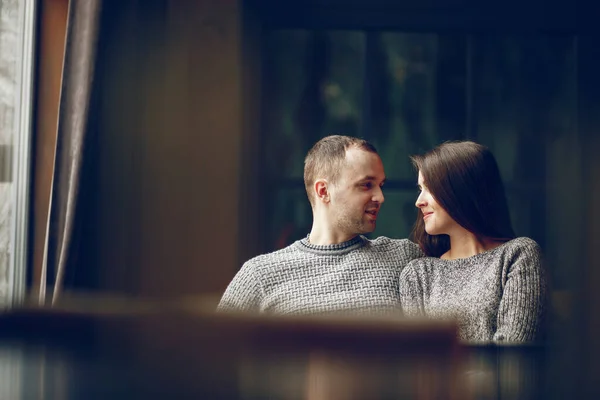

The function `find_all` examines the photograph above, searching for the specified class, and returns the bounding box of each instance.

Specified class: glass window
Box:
[0,0,35,306]
[263,30,365,180]
[262,29,578,291]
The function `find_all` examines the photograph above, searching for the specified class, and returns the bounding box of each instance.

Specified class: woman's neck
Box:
[442,229,503,260]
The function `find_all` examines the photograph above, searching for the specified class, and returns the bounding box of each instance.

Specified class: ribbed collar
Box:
[293,234,367,256]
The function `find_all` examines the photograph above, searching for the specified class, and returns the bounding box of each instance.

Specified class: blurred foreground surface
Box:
[0,296,547,399]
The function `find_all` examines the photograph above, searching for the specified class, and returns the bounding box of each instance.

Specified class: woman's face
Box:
[415,171,459,236]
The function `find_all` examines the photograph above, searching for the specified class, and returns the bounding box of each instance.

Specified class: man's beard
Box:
[335,211,374,236]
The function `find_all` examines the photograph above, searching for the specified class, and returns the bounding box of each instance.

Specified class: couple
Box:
[218,135,546,343]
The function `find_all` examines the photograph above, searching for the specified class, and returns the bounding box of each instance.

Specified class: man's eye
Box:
[363,182,373,189]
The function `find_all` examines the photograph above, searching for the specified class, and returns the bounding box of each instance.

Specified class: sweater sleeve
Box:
[404,240,425,263]
[216,261,264,313]
[399,262,426,317]
[493,241,546,343]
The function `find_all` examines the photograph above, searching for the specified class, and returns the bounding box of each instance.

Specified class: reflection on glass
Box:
[368,33,441,181]
[471,35,577,288]
[367,190,418,241]
[262,30,579,297]
[263,30,365,180]
[472,35,576,185]
[267,188,312,251]
[505,189,535,242]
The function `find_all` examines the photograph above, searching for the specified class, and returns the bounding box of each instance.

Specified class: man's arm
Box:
[216,261,264,313]
[405,239,425,262]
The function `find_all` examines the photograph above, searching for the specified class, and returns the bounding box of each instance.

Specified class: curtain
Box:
[40,0,103,305]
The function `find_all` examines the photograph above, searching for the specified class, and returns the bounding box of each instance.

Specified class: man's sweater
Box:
[217,235,423,315]
[399,237,546,343]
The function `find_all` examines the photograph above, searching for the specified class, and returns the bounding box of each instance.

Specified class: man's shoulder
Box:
[367,236,422,252]
[364,236,424,264]
[242,242,302,270]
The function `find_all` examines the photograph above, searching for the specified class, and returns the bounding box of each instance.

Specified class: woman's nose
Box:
[415,192,426,208]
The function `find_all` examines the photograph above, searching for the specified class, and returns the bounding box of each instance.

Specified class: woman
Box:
[399,141,546,343]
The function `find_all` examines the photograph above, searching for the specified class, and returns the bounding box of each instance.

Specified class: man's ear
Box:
[314,179,330,203]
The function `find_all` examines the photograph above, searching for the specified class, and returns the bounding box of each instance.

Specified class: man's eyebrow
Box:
[358,176,386,183]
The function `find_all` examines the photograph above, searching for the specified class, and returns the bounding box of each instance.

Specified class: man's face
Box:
[327,148,386,236]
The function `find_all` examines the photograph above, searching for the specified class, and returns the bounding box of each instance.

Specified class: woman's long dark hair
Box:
[410,141,516,257]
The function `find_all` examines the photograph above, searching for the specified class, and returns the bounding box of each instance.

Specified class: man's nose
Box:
[373,186,384,204]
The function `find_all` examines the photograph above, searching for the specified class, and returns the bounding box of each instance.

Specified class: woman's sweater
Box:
[399,237,546,343]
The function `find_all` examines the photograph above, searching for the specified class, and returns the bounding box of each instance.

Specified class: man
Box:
[217,135,423,315]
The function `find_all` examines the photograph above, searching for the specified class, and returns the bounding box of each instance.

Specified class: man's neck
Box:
[308,226,357,246]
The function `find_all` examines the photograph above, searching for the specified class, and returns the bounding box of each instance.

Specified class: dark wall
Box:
[72,0,257,300]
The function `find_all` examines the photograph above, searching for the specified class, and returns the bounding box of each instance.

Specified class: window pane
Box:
[368,33,466,180]
[471,35,578,288]
[367,190,419,241]
[261,31,578,292]
[263,30,365,180]
[0,0,33,306]
[471,36,575,184]
[266,188,312,252]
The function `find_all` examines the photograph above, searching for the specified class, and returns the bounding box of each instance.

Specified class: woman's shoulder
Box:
[404,255,445,274]
[495,237,544,270]
[506,236,540,247]
[502,237,542,255]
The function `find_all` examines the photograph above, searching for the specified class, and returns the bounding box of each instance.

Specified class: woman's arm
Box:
[399,263,427,317]
[493,241,546,343]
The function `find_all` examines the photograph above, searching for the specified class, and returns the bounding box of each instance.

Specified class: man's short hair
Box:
[304,135,378,206]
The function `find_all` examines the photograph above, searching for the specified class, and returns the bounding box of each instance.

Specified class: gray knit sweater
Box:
[399,237,546,343]
[217,236,423,315]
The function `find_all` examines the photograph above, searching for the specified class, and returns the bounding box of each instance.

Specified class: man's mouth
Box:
[365,209,378,218]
